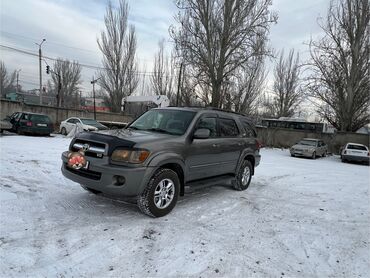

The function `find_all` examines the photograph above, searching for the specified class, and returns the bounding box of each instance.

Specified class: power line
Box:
[0,30,154,63]
[0,44,161,76]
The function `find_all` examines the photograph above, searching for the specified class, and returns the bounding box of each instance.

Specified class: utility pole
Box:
[16,69,21,94]
[176,62,184,107]
[36,38,46,105]
[91,76,101,120]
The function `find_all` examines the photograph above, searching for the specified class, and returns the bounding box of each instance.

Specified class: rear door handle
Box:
[212,144,219,147]
[238,142,244,146]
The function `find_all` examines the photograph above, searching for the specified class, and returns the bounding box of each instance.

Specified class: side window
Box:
[218,118,239,137]
[196,117,217,138]
[22,114,30,120]
[242,121,256,138]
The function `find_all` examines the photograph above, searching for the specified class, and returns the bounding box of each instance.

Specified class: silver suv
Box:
[61,107,261,217]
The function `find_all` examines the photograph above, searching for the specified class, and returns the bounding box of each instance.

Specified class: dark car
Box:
[9,112,54,136]
[61,107,261,217]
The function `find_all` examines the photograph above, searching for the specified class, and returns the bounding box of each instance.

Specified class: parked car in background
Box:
[290,138,328,159]
[0,118,13,133]
[8,112,54,136]
[59,117,108,135]
[341,143,369,165]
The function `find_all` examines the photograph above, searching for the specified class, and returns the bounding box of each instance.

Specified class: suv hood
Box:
[95,128,175,144]
[73,129,175,156]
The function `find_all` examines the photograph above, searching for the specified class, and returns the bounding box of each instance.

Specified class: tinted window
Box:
[30,115,51,123]
[218,118,239,137]
[347,144,367,151]
[241,121,256,137]
[196,117,217,138]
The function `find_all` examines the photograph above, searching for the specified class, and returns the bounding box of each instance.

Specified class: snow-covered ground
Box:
[0,134,369,277]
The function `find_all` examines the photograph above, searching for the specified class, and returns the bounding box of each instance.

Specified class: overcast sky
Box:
[0,0,330,95]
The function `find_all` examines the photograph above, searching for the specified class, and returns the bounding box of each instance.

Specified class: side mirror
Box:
[193,128,210,139]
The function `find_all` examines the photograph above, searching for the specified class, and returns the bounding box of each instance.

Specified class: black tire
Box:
[341,158,346,163]
[291,153,295,157]
[312,152,316,159]
[322,151,327,157]
[233,160,253,191]
[137,168,180,217]
[61,127,67,135]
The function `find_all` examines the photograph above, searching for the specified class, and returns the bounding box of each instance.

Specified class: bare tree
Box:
[229,55,266,114]
[97,0,139,112]
[151,39,175,101]
[267,49,302,118]
[307,0,369,131]
[50,59,82,107]
[0,61,16,97]
[171,0,276,108]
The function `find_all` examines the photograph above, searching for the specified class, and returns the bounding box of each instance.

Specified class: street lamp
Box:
[15,69,21,94]
[36,38,46,105]
[91,76,101,120]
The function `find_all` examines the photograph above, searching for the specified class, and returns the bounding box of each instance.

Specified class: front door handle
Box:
[212,143,219,147]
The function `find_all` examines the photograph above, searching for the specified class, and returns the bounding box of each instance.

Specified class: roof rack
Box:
[203,107,248,117]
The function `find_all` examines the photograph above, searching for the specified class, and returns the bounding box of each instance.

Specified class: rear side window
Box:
[218,118,239,137]
[196,117,217,138]
[347,144,367,151]
[241,121,256,138]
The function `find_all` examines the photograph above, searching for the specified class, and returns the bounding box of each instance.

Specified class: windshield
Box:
[80,119,100,126]
[129,109,196,135]
[298,140,317,147]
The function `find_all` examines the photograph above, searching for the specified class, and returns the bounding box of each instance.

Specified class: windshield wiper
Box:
[144,128,177,135]
[128,126,140,130]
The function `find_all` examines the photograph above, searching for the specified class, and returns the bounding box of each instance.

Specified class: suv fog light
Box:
[113,175,125,186]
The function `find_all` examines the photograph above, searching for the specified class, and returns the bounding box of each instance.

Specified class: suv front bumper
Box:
[61,151,156,196]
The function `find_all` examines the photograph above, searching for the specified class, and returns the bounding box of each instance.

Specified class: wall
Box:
[1,99,133,125]
[257,126,370,154]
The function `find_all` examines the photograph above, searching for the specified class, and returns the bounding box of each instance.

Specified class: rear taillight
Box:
[367,152,369,157]
[343,150,347,154]
[26,121,32,126]
[256,140,263,150]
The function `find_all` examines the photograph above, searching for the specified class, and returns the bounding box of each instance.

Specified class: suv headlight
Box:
[111,148,150,164]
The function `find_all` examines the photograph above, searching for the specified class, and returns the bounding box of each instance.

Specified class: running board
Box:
[185,175,235,189]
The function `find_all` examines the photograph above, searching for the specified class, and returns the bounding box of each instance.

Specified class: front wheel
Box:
[312,152,316,159]
[61,127,67,135]
[233,160,253,191]
[137,169,179,217]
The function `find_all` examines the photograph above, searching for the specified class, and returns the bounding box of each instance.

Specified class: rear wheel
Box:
[137,169,179,217]
[233,160,253,191]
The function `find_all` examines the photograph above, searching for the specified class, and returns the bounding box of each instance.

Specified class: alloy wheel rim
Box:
[154,178,175,209]
[241,166,250,186]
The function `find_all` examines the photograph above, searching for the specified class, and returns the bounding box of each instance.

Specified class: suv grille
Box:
[71,139,106,158]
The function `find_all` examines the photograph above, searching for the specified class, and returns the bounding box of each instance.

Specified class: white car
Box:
[59,117,108,135]
[341,143,369,164]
